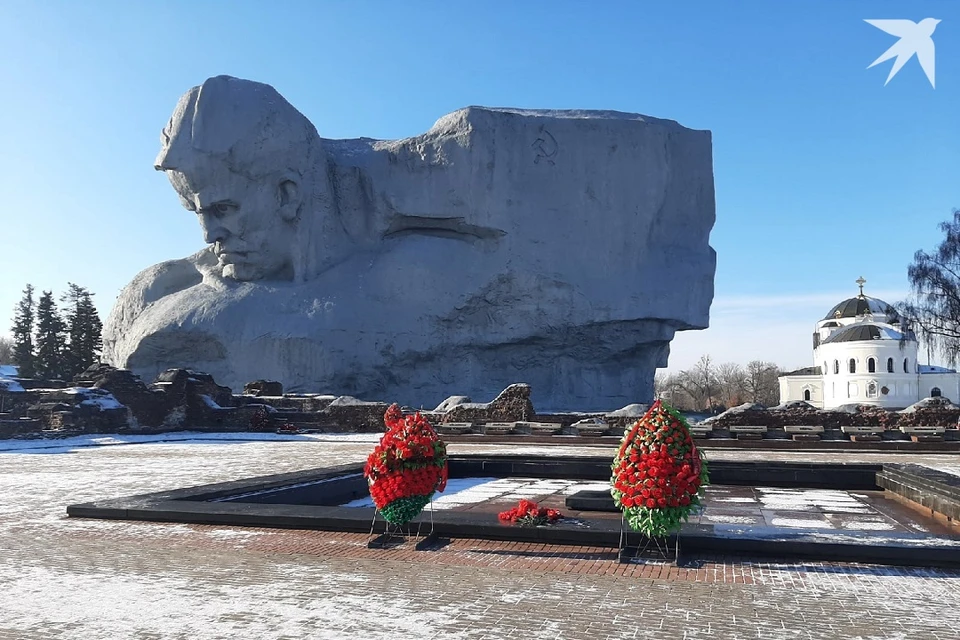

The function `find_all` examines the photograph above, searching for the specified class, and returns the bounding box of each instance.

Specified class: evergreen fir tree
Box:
[82,289,104,367]
[61,284,81,377]
[11,284,36,378]
[61,283,103,377]
[34,290,66,380]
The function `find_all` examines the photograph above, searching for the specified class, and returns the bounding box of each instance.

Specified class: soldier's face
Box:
[167,163,295,281]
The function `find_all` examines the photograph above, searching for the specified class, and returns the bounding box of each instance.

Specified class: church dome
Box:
[822,295,897,321]
[820,321,907,344]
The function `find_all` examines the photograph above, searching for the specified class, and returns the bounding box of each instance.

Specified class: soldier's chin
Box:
[221,261,260,281]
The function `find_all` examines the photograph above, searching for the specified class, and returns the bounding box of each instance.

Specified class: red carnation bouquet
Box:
[364,404,448,525]
[611,399,709,537]
[498,499,562,527]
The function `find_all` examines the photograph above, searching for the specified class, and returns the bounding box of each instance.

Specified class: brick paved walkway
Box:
[1,435,959,639]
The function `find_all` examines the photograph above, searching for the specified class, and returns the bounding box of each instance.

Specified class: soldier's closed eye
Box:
[213,202,237,215]
[201,202,239,216]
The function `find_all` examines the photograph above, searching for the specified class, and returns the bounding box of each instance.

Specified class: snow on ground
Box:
[770,517,833,529]
[842,520,898,531]
[756,487,872,513]
[80,395,125,410]
[0,437,627,638]
[0,561,472,640]
[55,387,126,410]
[713,525,960,548]
[933,464,960,477]
[343,477,609,510]
[2,437,960,638]
[0,430,384,453]
[703,515,761,524]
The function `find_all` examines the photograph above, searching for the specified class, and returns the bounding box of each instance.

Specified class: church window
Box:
[868,358,876,373]
[932,387,942,397]
[867,382,878,398]
[803,389,811,401]
[849,358,856,374]
[903,358,909,373]
[881,385,890,395]
[887,358,894,373]
[824,361,828,376]
[834,360,839,374]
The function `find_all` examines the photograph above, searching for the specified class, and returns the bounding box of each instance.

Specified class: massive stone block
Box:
[103,75,716,411]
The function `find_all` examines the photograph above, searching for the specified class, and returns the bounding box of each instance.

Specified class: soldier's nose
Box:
[200,214,227,244]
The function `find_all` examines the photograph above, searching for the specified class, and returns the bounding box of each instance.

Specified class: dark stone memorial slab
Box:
[66,454,960,569]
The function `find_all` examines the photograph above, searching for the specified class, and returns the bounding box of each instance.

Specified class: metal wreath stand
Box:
[618,513,680,564]
[367,494,442,551]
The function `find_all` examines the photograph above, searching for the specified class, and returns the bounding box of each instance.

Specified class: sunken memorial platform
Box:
[67,453,960,569]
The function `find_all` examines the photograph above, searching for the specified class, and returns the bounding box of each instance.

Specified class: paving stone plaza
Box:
[1,434,959,639]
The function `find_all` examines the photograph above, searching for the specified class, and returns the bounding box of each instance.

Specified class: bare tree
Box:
[677,355,719,411]
[0,336,12,364]
[744,360,781,406]
[659,357,788,412]
[899,208,960,364]
[715,362,746,409]
[653,371,669,398]
[654,371,694,410]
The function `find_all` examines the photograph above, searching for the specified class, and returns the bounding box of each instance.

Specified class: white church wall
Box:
[918,374,960,404]
[778,375,823,408]
[818,340,920,409]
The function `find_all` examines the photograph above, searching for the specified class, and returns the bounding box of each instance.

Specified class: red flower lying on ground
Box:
[498,499,562,527]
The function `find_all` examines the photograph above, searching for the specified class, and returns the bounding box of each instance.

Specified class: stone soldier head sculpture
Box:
[154,75,346,283]
[105,75,717,411]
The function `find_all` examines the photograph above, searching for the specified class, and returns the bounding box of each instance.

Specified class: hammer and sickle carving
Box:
[531,128,558,165]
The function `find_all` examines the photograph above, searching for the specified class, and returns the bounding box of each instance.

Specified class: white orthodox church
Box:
[778,278,960,409]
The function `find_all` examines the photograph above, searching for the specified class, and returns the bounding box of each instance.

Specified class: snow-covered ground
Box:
[1,435,960,639]
[0,430,383,453]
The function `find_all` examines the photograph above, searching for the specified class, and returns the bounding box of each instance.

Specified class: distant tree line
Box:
[655,355,782,412]
[7,283,103,380]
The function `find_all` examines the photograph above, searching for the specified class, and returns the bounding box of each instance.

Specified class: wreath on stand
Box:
[364,404,449,527]
[611,399,709,557]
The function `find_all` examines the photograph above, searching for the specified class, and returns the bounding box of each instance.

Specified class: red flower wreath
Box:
[610,400,709,537]
[363,404,448,524]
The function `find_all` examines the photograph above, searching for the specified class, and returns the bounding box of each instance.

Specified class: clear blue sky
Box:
[0,0,957,373]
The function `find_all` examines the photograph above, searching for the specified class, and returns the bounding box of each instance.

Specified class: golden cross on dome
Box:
[856,276,866,296]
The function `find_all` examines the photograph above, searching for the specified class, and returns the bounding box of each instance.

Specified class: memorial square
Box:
[1,3,959,638]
